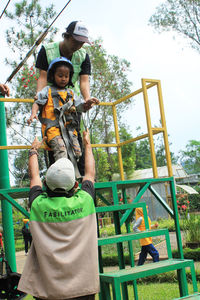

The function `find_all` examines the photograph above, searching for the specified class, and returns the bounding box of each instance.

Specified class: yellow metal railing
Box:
[0,78,173,179]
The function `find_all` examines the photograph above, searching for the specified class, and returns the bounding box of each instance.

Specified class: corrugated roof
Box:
[129,165,188,180]
[176,184,198,195]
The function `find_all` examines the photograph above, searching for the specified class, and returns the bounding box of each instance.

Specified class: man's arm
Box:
[29,137,46,188]
[37,69,47,93]
[79,74,90,101]
[82,129,95,183]
[79,74,99,110]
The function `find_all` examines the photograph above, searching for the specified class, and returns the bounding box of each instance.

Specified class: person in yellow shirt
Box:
[133,206,159,265]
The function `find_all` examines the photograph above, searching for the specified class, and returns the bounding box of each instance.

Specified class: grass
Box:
[24,282,200,299]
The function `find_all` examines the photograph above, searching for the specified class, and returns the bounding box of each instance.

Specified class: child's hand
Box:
[83,97,99,111]
[155,222,158,228]
[27,113,38,125]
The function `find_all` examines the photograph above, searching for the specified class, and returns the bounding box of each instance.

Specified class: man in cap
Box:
[18,129,99,300]
[35,20,97,103]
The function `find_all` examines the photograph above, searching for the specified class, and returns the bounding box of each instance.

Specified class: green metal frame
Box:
[0,173,196,298]
[95,177,194,299]
[100,259,198,300]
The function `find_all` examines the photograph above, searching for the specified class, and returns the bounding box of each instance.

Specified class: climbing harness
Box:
[0,238,26,299]
[39,87,81,178]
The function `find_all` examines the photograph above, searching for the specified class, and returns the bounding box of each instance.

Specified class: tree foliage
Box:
[179,140,200,174]
[149,0,200,53]
[84,39,135,181]
[13,149,46,187]
[5,0,58,147]
[5,0,57,65]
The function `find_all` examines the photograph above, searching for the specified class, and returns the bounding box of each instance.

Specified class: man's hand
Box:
[0,84,10,97]
[83,97,99,111]
[30,136,47,150]
[83,128,91,146]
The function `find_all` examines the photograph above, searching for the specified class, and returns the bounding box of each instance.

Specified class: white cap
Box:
[66,21,91,44]
[46,158,75,192]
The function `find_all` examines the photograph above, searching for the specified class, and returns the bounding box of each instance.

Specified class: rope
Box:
[5,0,73,83]
[0,0,11,19]
[9,125,31,144]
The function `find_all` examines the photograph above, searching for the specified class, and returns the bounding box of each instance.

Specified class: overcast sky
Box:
[1,0,200,157]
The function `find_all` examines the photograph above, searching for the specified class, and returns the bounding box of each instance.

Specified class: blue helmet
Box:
[47,57,74,87]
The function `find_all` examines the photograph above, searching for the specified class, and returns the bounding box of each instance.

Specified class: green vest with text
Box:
[30,189,95,223]
[44,42,86,95]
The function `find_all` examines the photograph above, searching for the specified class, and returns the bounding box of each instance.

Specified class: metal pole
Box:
[142,79,158,178]
[112,105,124,180]
[0,95,16,271]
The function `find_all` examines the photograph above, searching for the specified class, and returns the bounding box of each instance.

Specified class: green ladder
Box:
[95,177,198,299]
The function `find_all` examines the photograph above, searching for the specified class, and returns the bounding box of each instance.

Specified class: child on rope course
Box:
[28,57,98,178]
[133,206,159,265]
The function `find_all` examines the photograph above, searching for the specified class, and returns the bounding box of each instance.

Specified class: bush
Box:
[157,218,176,231]
[172,247,200,261]
[189,194,200,212]
[182,214,200,243]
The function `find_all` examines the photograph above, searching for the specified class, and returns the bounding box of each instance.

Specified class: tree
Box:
[4,0,58,186]
[85,39,134,181]
[134,127,177,170]
[155,135,177,167]
[5,0,58,133]
[5,0,57,66]
[13,149,46,187]
[135,138,152,170]
[149,0,200,53]
[179,140,200,174]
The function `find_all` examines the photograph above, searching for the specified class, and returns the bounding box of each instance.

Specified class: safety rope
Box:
[5,0,72,83]
[10,125,31,144]
[0,0,11,19]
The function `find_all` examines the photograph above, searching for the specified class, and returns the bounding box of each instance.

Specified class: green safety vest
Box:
[44,42,86,95]
[30,189,95,223]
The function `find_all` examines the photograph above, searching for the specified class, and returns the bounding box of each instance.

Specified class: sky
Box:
[0,0,200,158]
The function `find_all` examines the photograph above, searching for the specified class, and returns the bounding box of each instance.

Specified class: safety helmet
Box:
[47,57,74,87]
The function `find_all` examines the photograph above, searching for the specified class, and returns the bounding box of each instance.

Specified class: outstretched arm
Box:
[79,74,99,109]
[27,102,40,125]
[82,129,95,183]
[29,137,46,188]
